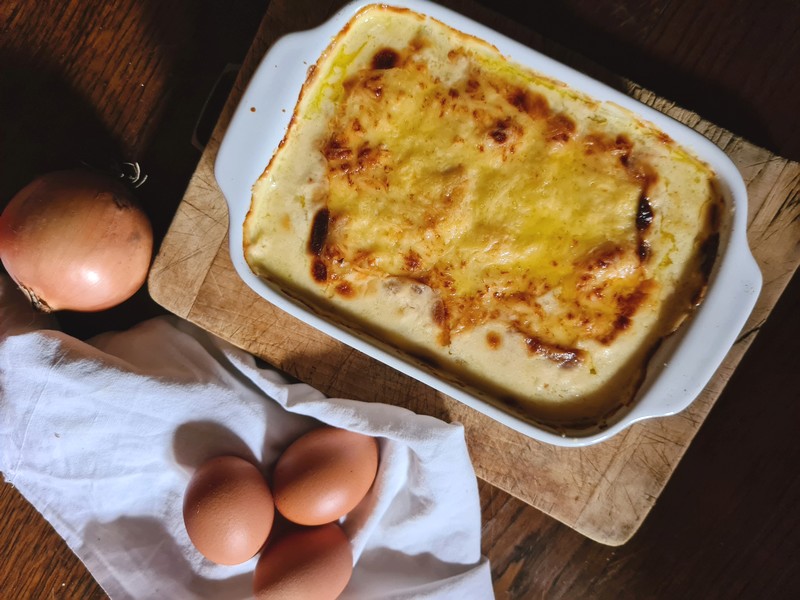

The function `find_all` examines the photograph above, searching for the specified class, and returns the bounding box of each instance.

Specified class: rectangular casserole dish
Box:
[215,0,761,446]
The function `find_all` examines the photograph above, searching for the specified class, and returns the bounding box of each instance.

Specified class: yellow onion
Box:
[0,169,153,312]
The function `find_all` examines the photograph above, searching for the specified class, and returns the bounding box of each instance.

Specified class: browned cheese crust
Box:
[244,5,722,432]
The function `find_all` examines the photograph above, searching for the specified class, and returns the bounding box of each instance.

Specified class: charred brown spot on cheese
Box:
[335,282,354,297]
[372,48,400,70]
[584,132,633,162]
[357,143,372,162]
[628,159,658,189]
[582,133,604,155]
[508,89,527,111]
[507,88,550,120]
[638,239,651,261]
[432,300,451,346]
[404,249,422,271]
[618,143,632,168]
[657,131,673,145]
[615,134,633,155]
[613,314,631,331]
[308,208,330,256]
[636,195,654,231]
[523,334,582,367]
[323,136,352,162]
[370,80,384,99]
[584,243,625,271]
[409,32,428,53]
[490,119,510,143]
[438,95,449,117]
[598,284,652,344]
[546,113,576,143]
[432,299,447,325]
[486,331,502,349]
[311,258,328,282]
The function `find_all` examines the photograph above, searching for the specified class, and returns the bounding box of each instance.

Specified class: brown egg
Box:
[183,455,274,565]
[273,426,379,526]
[253,523,353,600]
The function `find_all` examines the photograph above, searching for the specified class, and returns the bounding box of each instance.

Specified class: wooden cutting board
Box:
[147,0,800,546]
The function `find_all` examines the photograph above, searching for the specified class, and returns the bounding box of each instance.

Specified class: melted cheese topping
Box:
[245,6,722,431]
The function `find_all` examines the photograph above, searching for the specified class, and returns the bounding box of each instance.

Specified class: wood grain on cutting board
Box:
[148,0,800,545]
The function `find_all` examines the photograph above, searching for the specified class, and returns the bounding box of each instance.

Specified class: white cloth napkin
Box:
[0,275,493,600]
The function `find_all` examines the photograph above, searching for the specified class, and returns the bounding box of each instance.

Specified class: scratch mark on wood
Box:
[160,248,204,270]
[622,485,639,520]
[185,198,226,226]
[326,347,359,391]
[635,450,663,481]
[767,185,800,229]
[639,430,684,447]
[744,155,784,169]
[736,321,764,345]
[204,267,224,299]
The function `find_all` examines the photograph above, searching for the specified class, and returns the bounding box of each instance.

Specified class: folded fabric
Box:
[0,275,493,599]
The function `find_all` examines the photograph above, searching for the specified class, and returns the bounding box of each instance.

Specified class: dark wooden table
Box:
[1,1,798,598]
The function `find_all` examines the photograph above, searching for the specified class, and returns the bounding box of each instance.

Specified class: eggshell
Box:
[273,427,379,526]
[253,523,353,600]
[183,455,274,565]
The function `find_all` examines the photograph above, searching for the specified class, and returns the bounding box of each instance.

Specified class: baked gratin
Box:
[243,5,722,431]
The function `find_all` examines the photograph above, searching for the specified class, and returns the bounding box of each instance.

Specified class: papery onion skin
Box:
[0,169,153,312]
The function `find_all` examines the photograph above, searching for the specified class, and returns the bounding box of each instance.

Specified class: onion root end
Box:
[16,281,53,313]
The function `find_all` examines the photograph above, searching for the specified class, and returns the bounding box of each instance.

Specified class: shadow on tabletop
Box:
[472,0,789,160]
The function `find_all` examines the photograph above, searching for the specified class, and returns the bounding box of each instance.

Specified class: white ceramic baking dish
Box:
[215,0,761,446]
